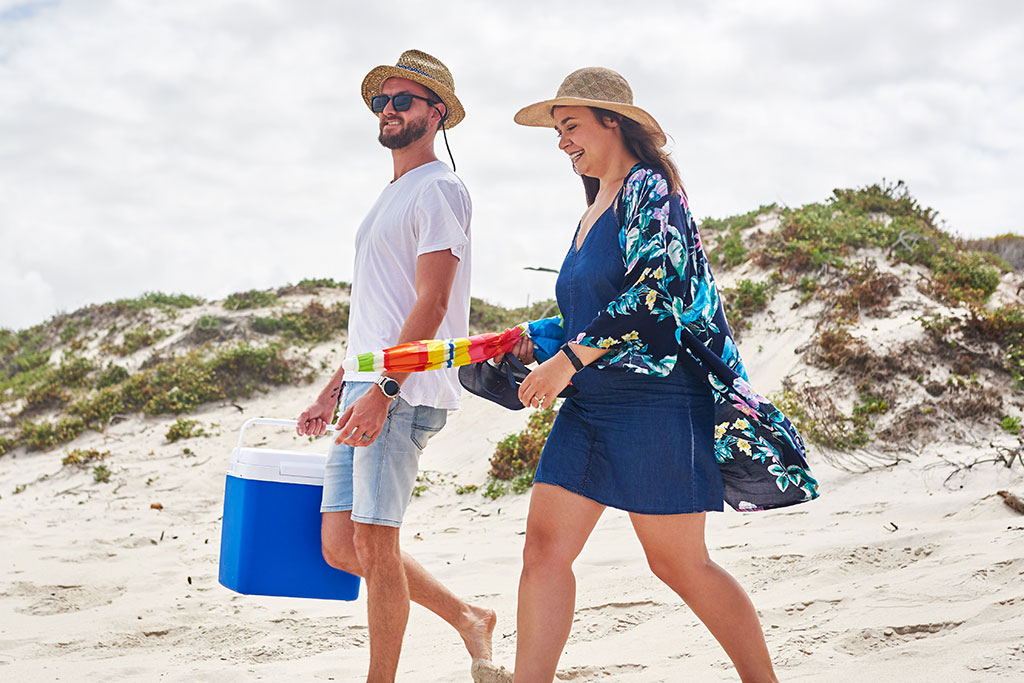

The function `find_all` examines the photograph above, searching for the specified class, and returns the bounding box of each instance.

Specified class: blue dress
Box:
[528,165,819,512]
[534,204,725,514]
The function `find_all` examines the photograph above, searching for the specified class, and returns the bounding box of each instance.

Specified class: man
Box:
[296,50,494,682]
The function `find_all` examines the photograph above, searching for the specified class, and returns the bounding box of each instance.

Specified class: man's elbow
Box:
[421,293,450,321]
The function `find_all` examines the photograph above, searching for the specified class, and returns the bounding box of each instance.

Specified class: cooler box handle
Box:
[235,417,338,451]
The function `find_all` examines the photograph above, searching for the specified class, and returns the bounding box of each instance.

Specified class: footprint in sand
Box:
[555,663,647,681]
[570,601,671,643]
[835,620,965,656]
[4,582,125,616]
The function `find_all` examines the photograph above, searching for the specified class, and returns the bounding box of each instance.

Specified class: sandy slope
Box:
[2,295,1024,680]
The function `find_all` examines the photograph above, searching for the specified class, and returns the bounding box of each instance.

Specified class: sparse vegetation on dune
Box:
[701,180,1022,465]
[251,301,350,345]
[483,406,557,498]
[1,184,1019,494]
[223,289,278,311]
[0,285,352,454]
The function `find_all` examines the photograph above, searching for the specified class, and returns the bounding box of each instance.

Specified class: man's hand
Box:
[334,388,393,447]
[297,397,336,437]
[494,336,536,365]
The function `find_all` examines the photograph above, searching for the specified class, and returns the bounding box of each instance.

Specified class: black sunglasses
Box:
[370,93,439,114]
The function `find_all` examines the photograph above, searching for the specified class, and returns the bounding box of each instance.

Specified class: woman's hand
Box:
[518,353,575,410]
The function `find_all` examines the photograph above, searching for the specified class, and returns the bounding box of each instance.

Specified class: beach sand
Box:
[2,264,1023,681]
[1,376,1022,681]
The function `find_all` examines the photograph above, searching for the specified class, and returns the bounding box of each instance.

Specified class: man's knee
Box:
[352,522,402,573]
[322,512,359,573]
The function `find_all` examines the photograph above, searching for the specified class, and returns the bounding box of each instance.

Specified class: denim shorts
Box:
[321,382,448,527]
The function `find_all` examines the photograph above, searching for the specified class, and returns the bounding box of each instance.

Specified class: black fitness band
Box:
[560,344,585,372]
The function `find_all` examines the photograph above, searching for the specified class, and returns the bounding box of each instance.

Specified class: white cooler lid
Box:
[228,447,327,486]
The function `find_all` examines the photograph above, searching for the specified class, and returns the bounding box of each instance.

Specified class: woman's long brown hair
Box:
[581,107,684,206]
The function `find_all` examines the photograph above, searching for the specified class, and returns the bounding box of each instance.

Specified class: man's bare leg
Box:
[324,511,497,663]
[353,523,408,682]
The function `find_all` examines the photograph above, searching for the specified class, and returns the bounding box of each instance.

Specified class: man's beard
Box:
[378,114,431,149]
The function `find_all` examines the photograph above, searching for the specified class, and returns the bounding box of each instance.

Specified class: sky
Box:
[1,0,1022,330]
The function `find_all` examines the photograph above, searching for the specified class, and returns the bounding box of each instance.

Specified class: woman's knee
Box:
[645,548,711,587]
[521,528,578,573]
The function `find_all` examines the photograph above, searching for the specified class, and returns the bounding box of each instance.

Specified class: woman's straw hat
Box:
[361,49,465,128]
[514,67,665,147]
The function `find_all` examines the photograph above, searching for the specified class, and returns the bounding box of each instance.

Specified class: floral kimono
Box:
[532,164,819,512]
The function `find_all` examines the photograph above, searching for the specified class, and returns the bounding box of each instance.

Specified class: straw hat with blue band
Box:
[361,49,465,128]
[514,66,665,147]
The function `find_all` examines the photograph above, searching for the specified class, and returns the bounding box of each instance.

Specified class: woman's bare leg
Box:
[513,483,605,683]
[629,512,778,683]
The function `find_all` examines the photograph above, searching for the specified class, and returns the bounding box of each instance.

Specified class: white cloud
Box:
[1,0,1022,329]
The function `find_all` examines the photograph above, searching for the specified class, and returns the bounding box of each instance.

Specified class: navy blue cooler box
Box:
[219,418,360,600]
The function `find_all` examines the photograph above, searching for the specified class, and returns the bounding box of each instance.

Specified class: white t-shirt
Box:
[345,161,472,410]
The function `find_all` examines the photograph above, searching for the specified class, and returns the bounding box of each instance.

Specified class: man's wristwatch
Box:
[374,376,401,400]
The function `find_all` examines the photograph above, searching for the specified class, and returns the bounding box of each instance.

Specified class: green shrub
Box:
[92,464,111,483]
[0,434,12,456]
[1,326,51,391]
[59,320,88,344]
[701,204,776,235]
[714,231,748,269]
[20,357,95,413]
[958,306,1024,387]
[489,407,557,481]
[17,416,87,451]
[721,279,771,333]
[758,203,897,273]
[224,289,278,310]
[772,388,869,451]
[830,180,937,224]
[852,384,889,430]
[702,205,776,269]
[278,278,350,295]
[482,479,507,500]
[251,302,349,344]
[95,364,130,389]
[102,324,169,356]
[54,343,305,445]
[99,292,202,315]
[165,418,207,443]
[511,467,537,494]
[1001,415,1022,435]
[62,448,109,467]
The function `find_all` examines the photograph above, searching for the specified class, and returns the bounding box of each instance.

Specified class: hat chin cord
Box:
[433,105,456,172]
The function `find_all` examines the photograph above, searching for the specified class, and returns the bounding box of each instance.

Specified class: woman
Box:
[497,67,818,682]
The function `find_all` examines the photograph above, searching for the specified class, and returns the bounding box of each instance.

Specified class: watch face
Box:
[380,377,400,398]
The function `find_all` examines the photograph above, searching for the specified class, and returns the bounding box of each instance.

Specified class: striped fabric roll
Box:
[341,324,531,373]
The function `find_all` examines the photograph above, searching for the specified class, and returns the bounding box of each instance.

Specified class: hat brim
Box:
[514,97,666,147]
[361,65,465,128]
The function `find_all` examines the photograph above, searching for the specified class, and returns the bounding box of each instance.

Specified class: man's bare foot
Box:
[471,658,512,683]
[459,604,497,661]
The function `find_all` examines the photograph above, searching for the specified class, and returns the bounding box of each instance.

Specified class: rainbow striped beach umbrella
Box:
[340,316,567,374]
[341,324,530,373]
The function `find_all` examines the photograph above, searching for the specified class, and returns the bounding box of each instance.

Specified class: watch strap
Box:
[560,344,585,372]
